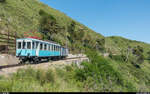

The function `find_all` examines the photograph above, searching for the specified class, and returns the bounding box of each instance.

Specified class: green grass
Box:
[105,36,150,57]
[1,50,150,92]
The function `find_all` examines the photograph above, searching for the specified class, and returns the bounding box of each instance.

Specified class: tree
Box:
[96,38,105,53]
[39,9,60,37]
[0,0,6,3]
[132,46,143,56]
[132,45,144,65]
[125,46,132,62]
[147,51,150,60]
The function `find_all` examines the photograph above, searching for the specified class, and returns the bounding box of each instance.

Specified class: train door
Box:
[61,47,63,56]
[36,42,40,56]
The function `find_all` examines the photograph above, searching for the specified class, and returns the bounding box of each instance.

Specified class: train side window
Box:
[52,45,54,51]
[53,45,54,51]
[48,44,49,50]
[46,44,48,50]
[27,42,31,49]
[49,44,52,51]
[49,45,51,51]
[54,45,56,51]
[36,42,39,49]
[59,47,60,51]
[40,43,43,50]
[51,45,53,51]
[44,44,47,50]
[32,42,35,49]
[47,44,49,50]
[17,42,21,49]
[53,45,55,51]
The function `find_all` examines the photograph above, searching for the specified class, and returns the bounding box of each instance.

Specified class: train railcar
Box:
[16,38,69,64]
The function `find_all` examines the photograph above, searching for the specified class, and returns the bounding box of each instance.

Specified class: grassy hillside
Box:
[105,36,150,58]
[0,0,150,92]
[0,0,104,54]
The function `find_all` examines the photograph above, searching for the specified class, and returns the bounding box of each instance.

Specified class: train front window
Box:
[36,42,39,49]
[17,42,21,49]
[27,42,31,49]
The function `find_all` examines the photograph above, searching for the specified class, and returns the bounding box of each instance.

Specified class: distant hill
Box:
[105,36,150,58]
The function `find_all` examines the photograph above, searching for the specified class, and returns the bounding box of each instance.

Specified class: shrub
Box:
[0,0,6,3]
[45,69,55,83]
[35,69,55,85]
[131,46,145,66]
[39,9,58,35]
[0,80,12,92]
[109,54,126,62]
[65,65,73,72]
[35,69,45,85]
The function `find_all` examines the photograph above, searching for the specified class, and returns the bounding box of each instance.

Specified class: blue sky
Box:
[40,0,150,44]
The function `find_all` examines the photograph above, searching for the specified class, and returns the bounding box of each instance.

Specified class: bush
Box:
[109,54,126,62]
[73,49,138,91]
[39,9,58,35]
[45,69,55,84]
[0,0,6,3]
[65,65,73,72]
[35,69,55,85]
[0,80,12,92]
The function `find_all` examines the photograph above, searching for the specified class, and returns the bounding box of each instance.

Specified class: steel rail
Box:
[0,57,88,69]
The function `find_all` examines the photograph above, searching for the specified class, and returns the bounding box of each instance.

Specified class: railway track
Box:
[0,57,88,69]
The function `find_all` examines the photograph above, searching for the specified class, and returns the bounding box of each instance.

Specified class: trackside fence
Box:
[0,31,19,55]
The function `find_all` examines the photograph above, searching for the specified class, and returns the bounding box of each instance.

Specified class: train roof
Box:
[16,38,61,46]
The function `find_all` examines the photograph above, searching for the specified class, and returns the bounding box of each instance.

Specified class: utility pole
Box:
[66,30,67,49]
[65,27,68,55]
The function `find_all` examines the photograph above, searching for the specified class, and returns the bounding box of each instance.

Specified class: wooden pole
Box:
[7,25,9,55]
[15,31,17,55]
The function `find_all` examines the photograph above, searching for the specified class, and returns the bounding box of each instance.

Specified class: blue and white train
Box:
[16,38,69,64]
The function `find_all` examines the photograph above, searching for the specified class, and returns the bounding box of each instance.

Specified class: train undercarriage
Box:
[18,56,67,64]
